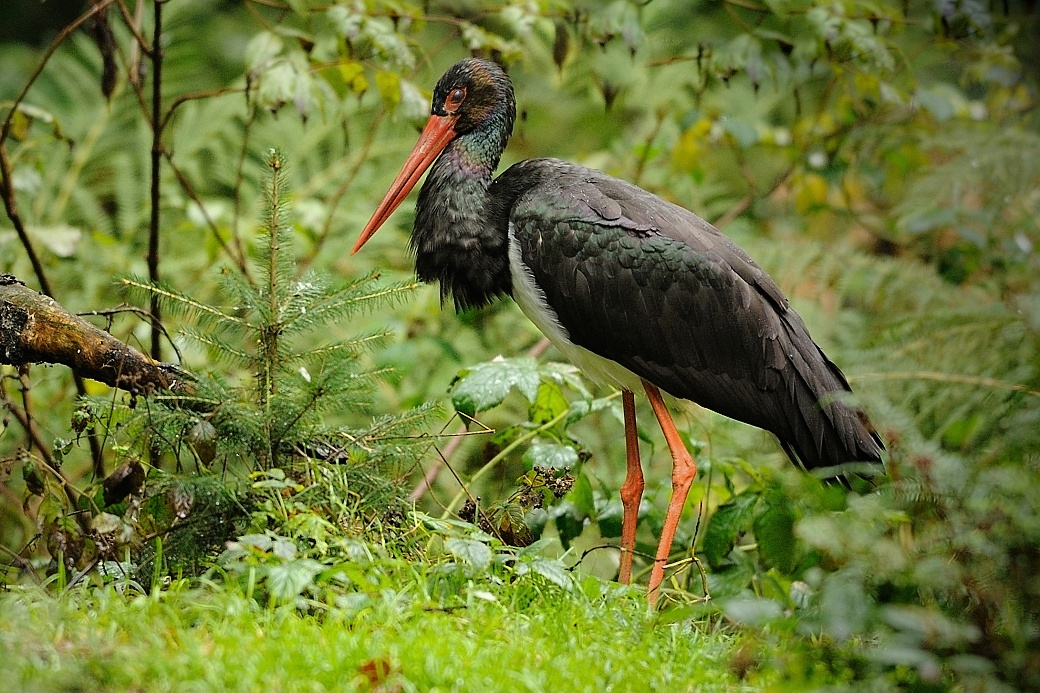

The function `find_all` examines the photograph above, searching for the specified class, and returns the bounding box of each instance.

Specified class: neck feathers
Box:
[412,96,516,312]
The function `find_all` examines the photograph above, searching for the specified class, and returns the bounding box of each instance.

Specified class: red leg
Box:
[642,380,698,606]
[618,389,643,585]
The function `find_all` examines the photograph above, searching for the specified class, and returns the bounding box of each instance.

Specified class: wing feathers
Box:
[503,159,883,470]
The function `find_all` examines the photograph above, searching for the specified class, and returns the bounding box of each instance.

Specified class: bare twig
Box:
[159,86,247,134]
[0,147,53,298]
[78,305,184,362]
[164,154,248,274]
[0,543,41,584]
[113,0,152,58]
[0,383,89,524]
[631,112,664,188]
[0,10,118,473]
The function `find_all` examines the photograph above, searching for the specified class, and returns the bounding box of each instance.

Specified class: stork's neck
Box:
[412,118,513,312]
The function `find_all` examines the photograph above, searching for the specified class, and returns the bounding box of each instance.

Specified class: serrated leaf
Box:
[538,362,591,398]
[488,501,531,546]
[266,559,323,601]
[445,538,492,570]
[523,441,579,471]
[702,493,758,568]
[232,533,273,552]
[450,357,540,418]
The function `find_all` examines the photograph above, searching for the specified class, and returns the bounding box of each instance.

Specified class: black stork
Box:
[353,58,884,603]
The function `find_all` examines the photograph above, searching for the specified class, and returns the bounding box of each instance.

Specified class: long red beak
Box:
[352,114,459,254]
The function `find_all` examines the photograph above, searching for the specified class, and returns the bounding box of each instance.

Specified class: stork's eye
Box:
[445,87,466,112]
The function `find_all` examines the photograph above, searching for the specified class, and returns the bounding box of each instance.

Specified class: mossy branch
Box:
[0,274,187,395]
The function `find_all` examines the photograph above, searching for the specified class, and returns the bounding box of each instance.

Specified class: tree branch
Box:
[0,275,187,395]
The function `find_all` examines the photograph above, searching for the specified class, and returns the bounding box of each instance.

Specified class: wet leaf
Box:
[450,357,540,418]
[523,441,579,471]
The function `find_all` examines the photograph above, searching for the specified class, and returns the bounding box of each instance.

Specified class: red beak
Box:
[352,114,459,254]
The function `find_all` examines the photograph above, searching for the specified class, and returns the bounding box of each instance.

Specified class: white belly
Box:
[508,226,644,393]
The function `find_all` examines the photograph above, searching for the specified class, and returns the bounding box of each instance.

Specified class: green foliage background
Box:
[1,0,1038,690]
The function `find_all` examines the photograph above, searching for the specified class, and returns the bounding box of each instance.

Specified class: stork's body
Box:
[354,58,884,603]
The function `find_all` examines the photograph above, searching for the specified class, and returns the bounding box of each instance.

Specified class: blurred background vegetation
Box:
[1,0,1038,690]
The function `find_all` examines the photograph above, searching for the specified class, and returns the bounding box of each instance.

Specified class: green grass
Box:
[0,577,771,692]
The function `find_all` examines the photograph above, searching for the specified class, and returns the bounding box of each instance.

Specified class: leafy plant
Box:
[12,151,435,585]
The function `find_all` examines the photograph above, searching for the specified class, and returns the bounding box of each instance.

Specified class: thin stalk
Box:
[260,152,284,467]
[147,0,166,360]
[439,400,594,518]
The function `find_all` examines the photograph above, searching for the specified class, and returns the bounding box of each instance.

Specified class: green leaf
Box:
[266,559,324,601]
[337,60,369,95]
[705,560,757,599]
[537,362,591,399]
[549,500,587,547]
[567,473,596,518]
[245,32,283,73]
[721,595,784,626]
[523,441,579,471]
[819,572,872,642]
[701,493,758,568]
[753,495,797,573]
[31,225,82,258]
[565,395,616,426]
[450,357,540,418]
[445,538,492,570]
[375,70,401,107]
[517,537,556,557]
[524,559,572,590]
[530,381,569,425]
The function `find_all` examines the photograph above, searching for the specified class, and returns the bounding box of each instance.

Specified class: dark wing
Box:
[504,159,883,470]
